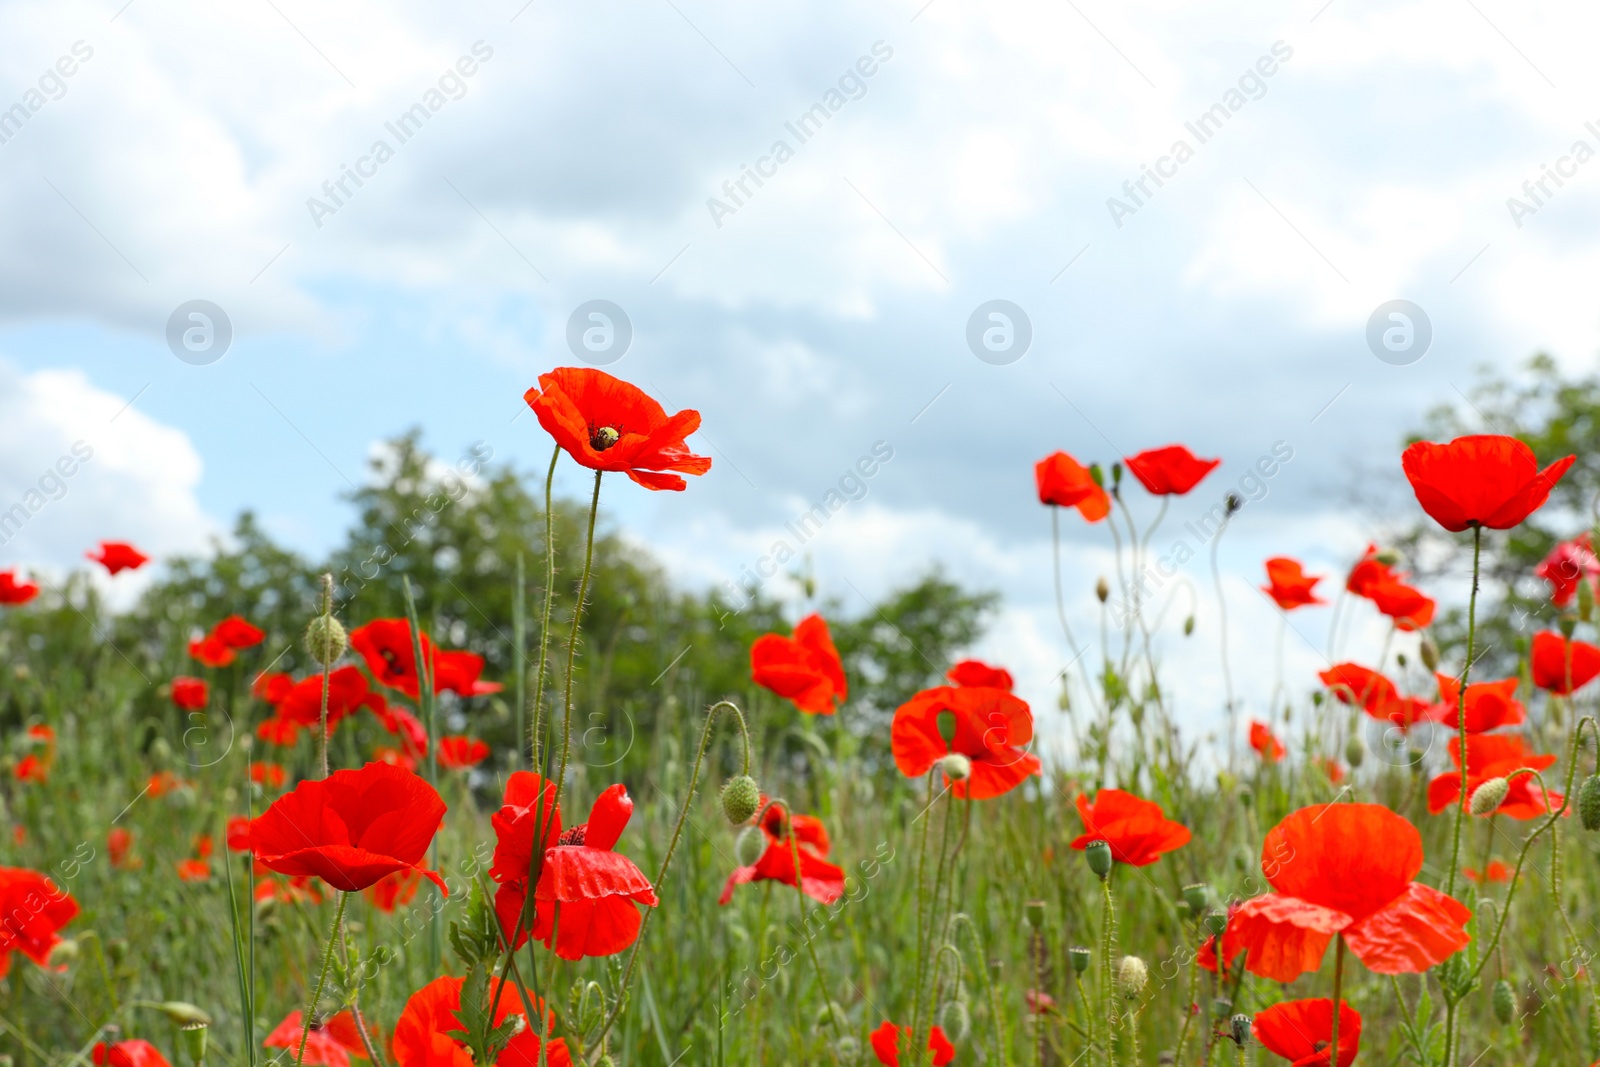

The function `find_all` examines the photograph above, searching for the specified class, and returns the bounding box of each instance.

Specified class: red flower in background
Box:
[1346,544,1400,598]
[225,817,251,852]
[212,615,265,649]
[432,649,502,696]
[1463,861,1512,884]
[1318,664,1433,729]
[720,800,846,906]
[275,667,384,729]
[87,541,150,575]
[264,1011,367,1067]
[490,771,561,896]
[1035,451,1110,521]
[170,677,208,710]
[365,868,422,913]
[107,827,135,869]
[1432,674,1524,733]
[392,975,571,1067]
[869,1021,955,1066]
[251,761,287,789]
[178,835,214,878]
[1070,789,1191,867]
[1402,435,1574,532]
[13,724,55,783]
[1124,445,1220,496]
[1253,999,1361,1067]
[892,685,1041,799]
[524,367,712,491]
[249,761,447,893]
[350,619,499,699]
[1249,720,1285,763]
[372,703,429,762]
[946,658,1014,690]
[253,671,294,704]
[438,736,489,770]
[0,570,39,605]
[188,633,236,667]
[750,614,847,714]
[1531,631,1600,694]
[0,866,79,978]
[1538,534,1600,607]
[494,783,658,961]
[1261,557,1325,611]
[1367,579,1436,631]
[92,1041,171,1067]
[1220,804,1470,982]
[1427,734,1563,820]
[146,771,184,797]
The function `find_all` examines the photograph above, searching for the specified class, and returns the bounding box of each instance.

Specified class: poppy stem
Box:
[514,550,527,771]
[551,469,602,816]
[401,576,442,977]
[1052,507,1103,722]
[293,891,348,1067]
[912,784,955,1056]
[1445,525,1483,900]
[1209,510,1237,773]
[787,816,843,1046]
[316,574,333,779]
[1099,875,1117,1067]
[1328,935,1344,1067]
[531,444,560,770]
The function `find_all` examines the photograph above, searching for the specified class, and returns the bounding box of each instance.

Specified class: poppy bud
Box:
[834,1038,860,1065]
[1492,978,1516,1024]
[1237,786,1254,809]
[1183,615,1195,637]
[1395,652,1408,668]
[720,775,760,825]
[1202,910,1227,937]
[1375,548,1401,565]
[939,999,972,1042]
[939,753,972,782]
[1229,1014,1252,1047]
[181,1022,208,1065]
[1110,463,1123,488]
[1470,777,1510,816]
[1579,774,1600,831]
[304,615,348,666]
[734,825,766,866]
[1025,899,1045,929]
[1561,614,1578,638]
[936,710,958,746]
[1068,946,1091,974]
[1085,839,1113,879]
[1116,956,1148,996]
[814,1001,846,1034]
[1181,883,1209,915]
[1096,577,1110,603]
[1089,463,1104,487]
[1224,492,1243,516]
[1344,735,1365,768]
[47,939,79,966]
[152,1002,213,1026]
[1582,577,1596,623]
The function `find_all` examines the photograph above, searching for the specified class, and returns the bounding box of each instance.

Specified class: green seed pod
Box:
[1580,775,1600,831]
[1229,1014,1252,1047]
[1085,840,1113,879]
[1376,548,1401,566]
[304,614,348,666]
[1181,883,1209,915]
[180,1022,208,1066]
[1203,910,1228,937]
[1344,734,1365,768]
[720,775,760,825]
[1025,899,1045,929]
[1492,978,1516,1025]
[1561,614,1578,639]
[1419,635,1440,672]
[1067,946,1091,974]
[1211,996,1233,1019]
[1116,956,1148,996]
[1469,777,1510,816]
[936,710,959,745]
[1183,615,1195,637]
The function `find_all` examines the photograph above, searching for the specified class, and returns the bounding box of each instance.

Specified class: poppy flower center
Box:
[590,425,621,451]
[558,824,587,846]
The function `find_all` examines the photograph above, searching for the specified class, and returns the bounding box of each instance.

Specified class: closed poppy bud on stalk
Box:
[1183,615,1195,636]
[1492,979,1516,1024]
[1238,786,1254,809]
[304,615,347,666]
[1068,946,1091,974]
[152,1002,212,1025]
[1116,956,1148,996]
[720,775,760,825]
[1089,463,1104,487]
[1470,777,1511,815]
[1212,997,1233,1019]
[1110,463,1122,488]
[1085,839,1112,879]
[1096,577,1110,603]
[939,753,972,782]
[1345,735,1365,768]
[939,1000,971,1042]
[180,1022,207,1065]
[1579,775,1600,831]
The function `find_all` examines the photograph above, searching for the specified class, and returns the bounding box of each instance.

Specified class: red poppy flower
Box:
[393,975,571,1067]
[892,685,1041,799]
[1220,804,1470,982]
[434,650,502,696]
[719,801,846,906]
[146,771,184,797]
[108,827,135,869]
[0,569,39,605]
[249,761,448,893]
[946,659,1014,690]
[1124,445,1220,496]
[253,671,294,704]
[255,876,325,905]
[1345,544,1400,598]
[373,746,417,772]
[1025,990,1056,1014]
[257,714,302,747]
[176,858,211,882]
[170,676,208,710]
[1318,664,1434,729]
[1463,860,1512,884]
[1531,631,1600,694]
[1252,998,1361,1067]
[1402,435,1574,532]
[1249,720,1286,763]
[1034,451,1110,521]
[275,667,383,729]
[1069,789,1191,867]
[226,816,251,852]
[365,868,422,913]
[372,703,429,760]
[494,783,658,960]
[750,614,848,714]
[1320,758,1346,785]
[438,736,490,770]
[249,761,287,789]
[1431,674,1524,733]
[213,615,265,649]
[490,771,562,889]
[1366,578,1435,632]
[86,541,150,574]
[0,867,79,978]
[1427,734,1563,820]
[92,1041,171,1067]
[349,620,499,700]
[524,367,711,491]
[1262,558,1325,611]
[869,1021,955,1066]
[264,1010,368,1067]
[1537,534,1600,607]
[13,754,45,783]
[189,633,236,667]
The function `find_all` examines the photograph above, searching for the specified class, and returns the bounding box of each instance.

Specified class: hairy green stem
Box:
[551,469,602,810]
[531,445,560,769]
[1445,525,1483,900]
[294,892,348,1067]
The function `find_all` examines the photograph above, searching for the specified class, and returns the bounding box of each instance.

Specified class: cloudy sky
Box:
[2,0,1596,742]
